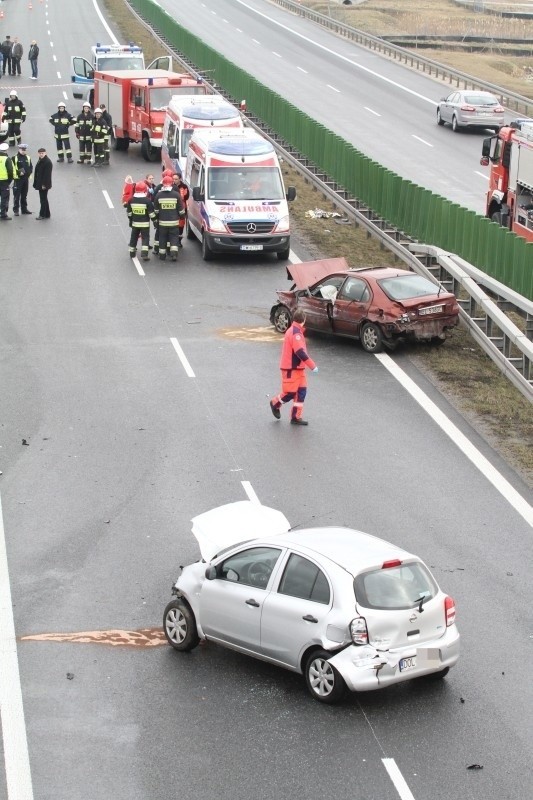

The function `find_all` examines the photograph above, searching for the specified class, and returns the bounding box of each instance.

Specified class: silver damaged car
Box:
[163,502,460,703]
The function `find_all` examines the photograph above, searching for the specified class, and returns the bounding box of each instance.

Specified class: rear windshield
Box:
[378,274,438,301]
[354,562,438,611]
[464,94,498,106]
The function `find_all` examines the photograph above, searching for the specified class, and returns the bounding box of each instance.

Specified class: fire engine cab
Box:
[481,119,533,242]
[93,70,208,161]
[71,43,172,100]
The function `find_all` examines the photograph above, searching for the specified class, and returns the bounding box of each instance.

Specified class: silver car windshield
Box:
[354,562,438,611]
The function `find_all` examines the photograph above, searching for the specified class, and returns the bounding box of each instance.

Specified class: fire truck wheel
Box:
[141,134,159,163]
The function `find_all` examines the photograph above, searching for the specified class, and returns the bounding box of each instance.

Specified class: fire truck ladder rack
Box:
[126,2,533,403]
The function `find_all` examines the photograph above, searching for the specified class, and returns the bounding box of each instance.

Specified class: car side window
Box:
[339,277,370,302]
[218,547,281,589]
[310,277,344,299]
[278,554,330,604]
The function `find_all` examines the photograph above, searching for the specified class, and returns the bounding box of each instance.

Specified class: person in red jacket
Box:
[269,309,318,426]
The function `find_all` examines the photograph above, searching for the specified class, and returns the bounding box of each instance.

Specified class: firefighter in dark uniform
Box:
[12,143,33,215]
[49,102,76,163]
[75,102,94,164]
[126,181,156,260]
[0,141,14,220]
[90,107,109,167]
[153,176,185,261]
[172,171,190,248]
[2,89,26,148]
[98,104,112,165]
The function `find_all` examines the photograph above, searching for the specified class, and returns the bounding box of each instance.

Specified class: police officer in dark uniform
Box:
[12,143,33,215]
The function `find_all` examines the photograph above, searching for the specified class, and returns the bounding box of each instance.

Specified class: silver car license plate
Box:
[240,245,263,251]
[419,305,443,316]
[399,656,417,672]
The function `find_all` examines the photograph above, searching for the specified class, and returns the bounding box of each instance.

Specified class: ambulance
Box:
[184,129,296,261]
[161,95,244,176]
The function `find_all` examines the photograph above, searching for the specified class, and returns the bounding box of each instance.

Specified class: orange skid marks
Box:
[20,628,167,647]
[219,326,280,342]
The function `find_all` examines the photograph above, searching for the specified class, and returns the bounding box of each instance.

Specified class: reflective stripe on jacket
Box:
[0,154,14,182]
[279,323,316,371]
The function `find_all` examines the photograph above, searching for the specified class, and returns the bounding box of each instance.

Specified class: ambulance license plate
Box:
[241,245,263,251]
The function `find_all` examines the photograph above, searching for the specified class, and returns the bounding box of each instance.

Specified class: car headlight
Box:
[208,216,226,233]
[350,617,368,645]
[276,214,290,233]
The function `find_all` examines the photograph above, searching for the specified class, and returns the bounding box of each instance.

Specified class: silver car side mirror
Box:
[205,566,217,580]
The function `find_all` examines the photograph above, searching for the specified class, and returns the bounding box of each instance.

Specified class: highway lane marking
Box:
[0,493,35,800]
[242,481,260,504]
[170,337,196,377]
[92,0,119,44]
[382,758,416,800]
[52,54,57,62]
[49,42,53,47]
[412,134,433,147]
[364,107,381,117]
[56,72,61,80]
[252,39,261,45]
[102,190,114,209]
[272,52,282,58]
[297,66,308,74]
[132,257,145,277]
[235,0,438,106]
[62,91,68,101]
[327,84,341,93]
[475,170,489,180]
[376,353,533,527]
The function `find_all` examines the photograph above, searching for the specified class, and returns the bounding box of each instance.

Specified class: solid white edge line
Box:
[0,493,35,800]
[376,353,533,527]
[102,190,114,209]
[170,338,196,378]
[241,482,261,504]
[132,257,145,276]
[92,0,119,44]
[382,758,416,800]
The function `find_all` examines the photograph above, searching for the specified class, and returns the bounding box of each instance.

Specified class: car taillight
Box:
[444,596,456,627]
[461,104,476,112]
[350,617,368,645]
[495,106,504,113]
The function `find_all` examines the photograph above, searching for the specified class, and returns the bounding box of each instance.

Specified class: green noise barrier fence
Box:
[130,0,533,299]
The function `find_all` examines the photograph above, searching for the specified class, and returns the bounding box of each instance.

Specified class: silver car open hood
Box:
[191,501,290,561]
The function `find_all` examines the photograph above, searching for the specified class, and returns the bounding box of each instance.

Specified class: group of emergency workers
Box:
[123,168,189,262]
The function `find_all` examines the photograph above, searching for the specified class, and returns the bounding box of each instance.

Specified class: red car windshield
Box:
[378,274,440,301]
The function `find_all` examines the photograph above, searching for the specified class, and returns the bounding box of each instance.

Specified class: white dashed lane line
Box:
[102,190,114,209]
[297,66,308,74]
[412,134,433,147]
[382,759,416,800]
[364,107,381,117]
[131,257,145,277]
[170,337,196,377]
[475,170,489,180]
[327,84,341,93]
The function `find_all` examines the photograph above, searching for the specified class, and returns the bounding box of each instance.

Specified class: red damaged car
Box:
[270,258,460,353]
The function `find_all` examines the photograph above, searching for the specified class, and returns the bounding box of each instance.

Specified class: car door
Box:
[297,276,345,332]
[331,276,372,337]
[198,546,282,653]
[146,56,173,71]
[71,56,94,85]
[260,553,332,668]
[442,92,458,124]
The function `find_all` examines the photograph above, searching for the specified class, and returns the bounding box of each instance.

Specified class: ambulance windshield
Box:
[207,167,284,201]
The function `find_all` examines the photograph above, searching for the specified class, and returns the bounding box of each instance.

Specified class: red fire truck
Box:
[93,69,209,161]
[480,119,533,242]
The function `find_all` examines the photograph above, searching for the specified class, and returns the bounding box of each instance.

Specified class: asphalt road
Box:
[155,0,508,213]
[0,1,532,800]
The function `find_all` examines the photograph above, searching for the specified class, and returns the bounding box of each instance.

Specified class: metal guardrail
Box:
[124,0,532,402]
[271,0,533,117]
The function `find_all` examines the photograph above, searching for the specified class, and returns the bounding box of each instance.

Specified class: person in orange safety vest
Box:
[269,309,318,426]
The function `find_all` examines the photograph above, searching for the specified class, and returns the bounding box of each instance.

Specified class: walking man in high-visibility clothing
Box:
[270,309,318,426]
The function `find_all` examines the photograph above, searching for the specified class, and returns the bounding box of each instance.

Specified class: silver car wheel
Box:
[309,656,335,697]
[165,607,188,645]
[305,649,346,703]
[163,599,200,651]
